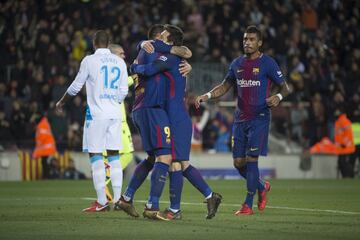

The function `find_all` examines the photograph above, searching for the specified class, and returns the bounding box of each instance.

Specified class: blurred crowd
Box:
[0,0,359,153]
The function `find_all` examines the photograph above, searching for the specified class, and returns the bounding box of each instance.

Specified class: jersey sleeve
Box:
[152,40,172,53]
[117,59,129,103]
[67,57,89,96]
[267,57,284,85]
[131,54,176,77]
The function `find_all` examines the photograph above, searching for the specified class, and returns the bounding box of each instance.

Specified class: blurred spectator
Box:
[48,157,61,179]
[214,123,230,152]
[47,104,68,150]
[0,108,15,149]
[0,0,359,152]
[290,102,308,144]
[188,95,210,151]
[63,158,86,180]
[10,100,27,147]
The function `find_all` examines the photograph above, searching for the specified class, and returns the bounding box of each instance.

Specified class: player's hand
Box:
[195,94,209,109]
[55,100,64,113]
[179,60,192,77]
[141,40,154,53]
[266,95,281,108]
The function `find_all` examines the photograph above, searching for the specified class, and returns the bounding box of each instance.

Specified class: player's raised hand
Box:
[266,95,281,108]
[140,40,154,53]
[195,94,209,109]
[179,60,192,76]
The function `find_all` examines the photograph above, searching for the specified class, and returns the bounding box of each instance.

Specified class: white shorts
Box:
[83,119,122,153]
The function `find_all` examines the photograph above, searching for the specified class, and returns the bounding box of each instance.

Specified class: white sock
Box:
[109,158,123,202]
[91,159,107,205]
[205,192,213,200]
[169,207,180,213]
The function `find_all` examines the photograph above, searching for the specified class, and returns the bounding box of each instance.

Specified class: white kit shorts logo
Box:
[237,78,261,87]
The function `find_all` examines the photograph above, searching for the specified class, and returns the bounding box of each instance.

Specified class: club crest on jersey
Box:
[159,56,167,61]
[252,68,260,75]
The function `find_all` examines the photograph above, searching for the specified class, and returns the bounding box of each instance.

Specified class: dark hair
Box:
[93,30,109,47]
[245,25,262,41]
[147,24,164,40]
[164,24,184,46]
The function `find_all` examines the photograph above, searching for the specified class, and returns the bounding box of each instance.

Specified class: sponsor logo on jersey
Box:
[99,94,118,100]
[237,78,261,87]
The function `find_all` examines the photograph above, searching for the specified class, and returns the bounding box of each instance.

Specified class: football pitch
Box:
[0,179,360,240]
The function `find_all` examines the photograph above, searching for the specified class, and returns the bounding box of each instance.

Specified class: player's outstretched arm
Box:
[170,46,192,59]
[152,40,192,59]
[130,58,172,77]
[56,57,89,112]
[195,80,232,109]
[266,81,291,108]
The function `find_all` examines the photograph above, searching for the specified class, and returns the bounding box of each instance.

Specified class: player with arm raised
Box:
[56,30,128,212]
[131,24,222,221]
[196,25,290,215]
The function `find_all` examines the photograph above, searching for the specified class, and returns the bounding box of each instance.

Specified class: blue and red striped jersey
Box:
[131,53,189,123]
[225,53,284,122]
[132,47,167,111]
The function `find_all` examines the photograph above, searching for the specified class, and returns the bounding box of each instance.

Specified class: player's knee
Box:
[246,155,259,162]
[180,161,190,171]
[89,153,102,158]
[170,162,182,172]
[107,150,119,157]
[234,157,246,168]
[156,154,172,165]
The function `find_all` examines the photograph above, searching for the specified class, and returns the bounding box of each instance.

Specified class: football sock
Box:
[108,155,123,203]
[123,158,154,201]
[169,170,183,211]
[236,165,265,192]
[90,155,107,205]
[244,161,259,208]
[183,165,212,198]
[147,162,169,210]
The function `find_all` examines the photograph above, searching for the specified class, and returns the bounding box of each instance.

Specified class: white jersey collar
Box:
[95,48,111,54]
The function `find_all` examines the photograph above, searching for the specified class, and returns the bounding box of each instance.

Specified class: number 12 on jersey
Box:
[101,65,121,89]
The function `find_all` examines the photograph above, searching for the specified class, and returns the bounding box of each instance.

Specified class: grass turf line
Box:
[0,179,360,240]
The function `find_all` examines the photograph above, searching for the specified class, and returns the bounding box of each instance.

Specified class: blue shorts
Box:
[232,118,269,158]
[132,108,171,157]
[171,117,192,161]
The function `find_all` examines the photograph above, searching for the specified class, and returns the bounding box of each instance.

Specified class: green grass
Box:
[1,179,360,240]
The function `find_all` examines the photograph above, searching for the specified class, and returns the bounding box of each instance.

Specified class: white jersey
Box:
[67,48,128,119]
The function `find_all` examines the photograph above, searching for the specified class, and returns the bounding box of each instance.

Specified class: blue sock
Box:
[147,162,169,210]
[236,165,265,192]
[183,165,212,198]
[245,161,259,208]
[169,170,183,211]
[123,159,154,201]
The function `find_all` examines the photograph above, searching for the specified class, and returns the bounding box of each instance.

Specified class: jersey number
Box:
[101,65,120,89]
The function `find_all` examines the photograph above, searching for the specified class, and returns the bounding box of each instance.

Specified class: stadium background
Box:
[1,1,360,240]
